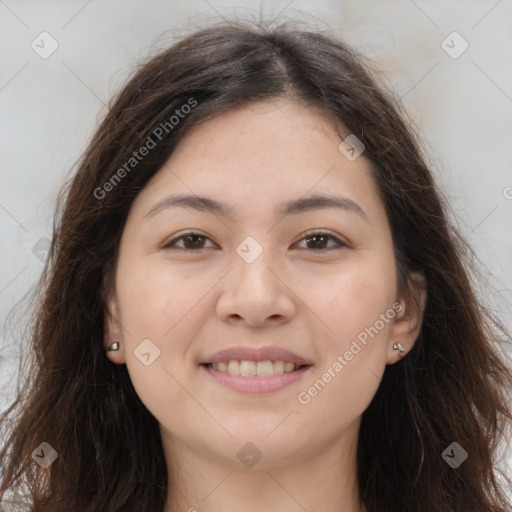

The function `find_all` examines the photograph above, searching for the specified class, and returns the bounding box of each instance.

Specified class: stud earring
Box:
[393,341,405,353]
[108,342,120,351]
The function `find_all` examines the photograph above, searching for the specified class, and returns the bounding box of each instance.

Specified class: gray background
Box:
[1,0,511,487]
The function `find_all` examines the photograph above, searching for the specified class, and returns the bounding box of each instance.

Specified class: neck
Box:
[162,422,364,512]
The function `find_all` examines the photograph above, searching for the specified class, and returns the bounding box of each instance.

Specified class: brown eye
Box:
[162,232,215,251]
[295,231,346,251]
[161,230,346,252]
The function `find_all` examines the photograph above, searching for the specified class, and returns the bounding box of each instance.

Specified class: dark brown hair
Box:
[1,19,511,512]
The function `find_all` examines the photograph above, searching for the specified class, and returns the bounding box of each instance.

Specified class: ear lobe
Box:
[386,272,427,364]
[104,295,126,364]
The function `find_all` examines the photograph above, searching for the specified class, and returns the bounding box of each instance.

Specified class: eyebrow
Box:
[143,193,369,223]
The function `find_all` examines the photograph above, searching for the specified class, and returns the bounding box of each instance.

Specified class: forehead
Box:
[130,99,384,227]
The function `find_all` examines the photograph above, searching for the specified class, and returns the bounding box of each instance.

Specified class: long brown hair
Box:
[1,19,511,512]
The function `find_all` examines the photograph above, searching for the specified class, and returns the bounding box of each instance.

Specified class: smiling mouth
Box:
[201,360,310,377]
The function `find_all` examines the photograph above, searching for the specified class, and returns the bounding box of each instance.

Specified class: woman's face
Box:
[105,98,421,470]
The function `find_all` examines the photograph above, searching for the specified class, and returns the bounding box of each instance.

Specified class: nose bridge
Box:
[233,234,277,290]
[215,233,295,325]
[236,233,268,265]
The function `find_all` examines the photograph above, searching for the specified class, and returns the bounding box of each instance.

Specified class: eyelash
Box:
[161,230,347,252]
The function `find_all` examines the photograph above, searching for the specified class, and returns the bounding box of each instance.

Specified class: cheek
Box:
[294,253,396,418]
[298,250,397,347]
[297,355,383,439]
[115,259,202,415]
[116,258,199,339]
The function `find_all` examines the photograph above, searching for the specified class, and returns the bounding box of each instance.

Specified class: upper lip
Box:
[200,346,313,366]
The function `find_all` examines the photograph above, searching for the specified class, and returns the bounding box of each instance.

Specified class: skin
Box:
[104,98,426,512]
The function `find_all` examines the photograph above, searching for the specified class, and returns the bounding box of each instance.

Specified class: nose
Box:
[215,245,296,327]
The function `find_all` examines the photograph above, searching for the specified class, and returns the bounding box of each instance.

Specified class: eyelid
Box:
[161,229,348,252]
[293,229,347,249]
[160,230,215,250]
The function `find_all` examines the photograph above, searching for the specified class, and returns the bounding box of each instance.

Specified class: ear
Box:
[386,271,427,364]
[104,293,127,365]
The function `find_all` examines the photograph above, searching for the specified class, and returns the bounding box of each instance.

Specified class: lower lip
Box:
[201,364,311,393]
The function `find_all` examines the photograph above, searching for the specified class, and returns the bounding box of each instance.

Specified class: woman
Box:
[1,19,511,512]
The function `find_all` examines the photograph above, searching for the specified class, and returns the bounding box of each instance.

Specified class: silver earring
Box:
[108,342,119,351]
[393,342,405,353]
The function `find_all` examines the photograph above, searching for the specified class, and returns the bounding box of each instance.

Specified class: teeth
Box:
[227,360,239,375]
[210,360,301,376]
[273,360,284,374]
[284,361,294,372]
[256,360,273,376]
[240,360,256,376]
